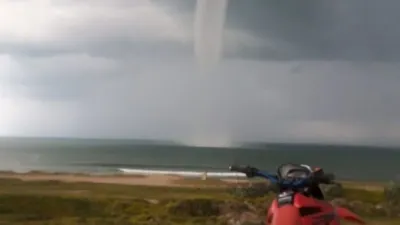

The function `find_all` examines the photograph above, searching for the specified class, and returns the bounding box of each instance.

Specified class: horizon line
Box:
[0,135,398,149]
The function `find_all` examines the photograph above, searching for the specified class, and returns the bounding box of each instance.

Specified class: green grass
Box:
[336,186,384,203]
[0,178,230,199]
[0,178,397,225]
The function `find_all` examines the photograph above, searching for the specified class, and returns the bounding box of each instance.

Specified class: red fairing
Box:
[294,194,340,225]
[272,205,302,225]
[336,207,365,224]
[266,199,277,224]
[266,193,364,225]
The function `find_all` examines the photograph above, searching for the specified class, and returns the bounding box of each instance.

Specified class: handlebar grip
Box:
[323,173,335,183]
[315,173,335,184]
[229,165,247,173]
[229,165,259,178]
[325,173,335,180]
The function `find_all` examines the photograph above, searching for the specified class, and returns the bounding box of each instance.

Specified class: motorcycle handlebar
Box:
[229,165,336,185]
[229,165,250,173]
[229,165,260,176]
[315,173,335,184]
[229,165,277,181]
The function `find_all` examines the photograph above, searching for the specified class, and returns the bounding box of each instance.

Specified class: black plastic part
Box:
[277,191,295,207]
[299,206,322,216]
[229,165,245,173]
[229,165,259,177]
[313,173,335,184]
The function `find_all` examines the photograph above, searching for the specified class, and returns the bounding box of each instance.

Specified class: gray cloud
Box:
[155,0,400,61]
[225,0,400,61]
[0,0,399,147]
[73,60,400,146]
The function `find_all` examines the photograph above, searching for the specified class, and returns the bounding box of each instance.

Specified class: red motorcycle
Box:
[229,164,365,225]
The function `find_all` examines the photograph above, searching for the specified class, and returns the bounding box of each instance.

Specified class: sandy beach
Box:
[0,171,249,188]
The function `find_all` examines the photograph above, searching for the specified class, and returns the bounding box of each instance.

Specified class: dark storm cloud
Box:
[265,62,400,123]
[0,0,400,146]
[0,1,397,60]
[73,59,400,146]
[223,0,400,61]
[4,0,400,61]
[159,0,400,61]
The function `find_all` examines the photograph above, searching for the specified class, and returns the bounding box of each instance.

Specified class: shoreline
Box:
[0,170,251,188]
[0,170,386,191]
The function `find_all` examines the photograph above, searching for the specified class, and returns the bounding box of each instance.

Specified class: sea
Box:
[0,137,399,182]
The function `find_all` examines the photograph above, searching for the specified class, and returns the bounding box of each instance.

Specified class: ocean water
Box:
[0,137,399,182]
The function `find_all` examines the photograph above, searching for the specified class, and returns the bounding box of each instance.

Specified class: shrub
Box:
[321,183,344,199]
[167,199,221,217]
[228,182,277,198]
[384,181,400,205]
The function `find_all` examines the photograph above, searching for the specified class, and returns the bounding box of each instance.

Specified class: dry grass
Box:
[0,177,396,225]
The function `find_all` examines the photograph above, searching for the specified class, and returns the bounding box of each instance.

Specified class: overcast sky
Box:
[0,0,400,147]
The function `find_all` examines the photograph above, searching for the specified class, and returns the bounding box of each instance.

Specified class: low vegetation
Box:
[0,178,398,225]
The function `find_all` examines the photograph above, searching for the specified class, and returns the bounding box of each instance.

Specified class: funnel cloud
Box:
[194,0,228,68]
